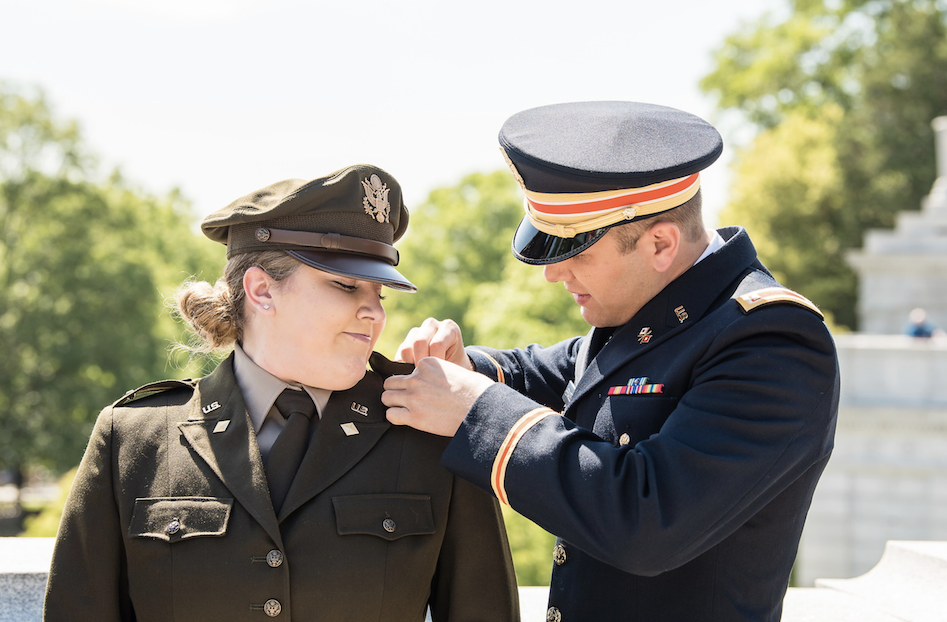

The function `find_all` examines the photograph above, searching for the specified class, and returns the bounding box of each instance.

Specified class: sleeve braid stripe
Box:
[490,407,559,506]
[470,348,505,384]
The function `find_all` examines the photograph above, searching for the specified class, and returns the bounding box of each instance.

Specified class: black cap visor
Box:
[512,218,610,265]
[287,249,417,292]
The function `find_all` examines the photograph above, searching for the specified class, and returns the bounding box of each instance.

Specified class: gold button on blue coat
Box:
[553,543,567,566]
[546,606,562,622]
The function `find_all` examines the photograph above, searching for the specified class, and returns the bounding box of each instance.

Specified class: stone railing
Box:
[0,538,55,622]
[3,538,944,621]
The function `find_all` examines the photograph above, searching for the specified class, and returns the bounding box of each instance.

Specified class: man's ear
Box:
[647,222,682,273]
[243,266,275,313]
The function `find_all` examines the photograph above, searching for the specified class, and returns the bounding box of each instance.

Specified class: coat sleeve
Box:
[466,336,583,414]
[428,474,520,622]
[44,406,133,622]
[443,305,839,576]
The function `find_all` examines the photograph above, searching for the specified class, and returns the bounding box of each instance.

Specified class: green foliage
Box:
[20,468,76,537]
[376,170,526,355]
[702,0,947,329]
[502,505,557,586]
[376,169,590,354]
[0,82,224,474]
[467,257,589,349]
[723,106,855,326]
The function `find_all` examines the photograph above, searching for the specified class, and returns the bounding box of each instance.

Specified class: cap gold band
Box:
[524,173,701,238]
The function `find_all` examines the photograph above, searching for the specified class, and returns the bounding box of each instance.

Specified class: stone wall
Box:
[795,334,947,585]
[847,116,947,334]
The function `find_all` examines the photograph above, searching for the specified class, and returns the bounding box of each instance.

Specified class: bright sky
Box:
[2,0,781,224]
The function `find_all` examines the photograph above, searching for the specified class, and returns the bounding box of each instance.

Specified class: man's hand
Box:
[395,318,472,370]
[382,357,494,437]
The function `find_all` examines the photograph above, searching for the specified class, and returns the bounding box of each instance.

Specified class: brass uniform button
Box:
[553,543,567,566]
[263,599,281,617]
[546,606,562,622]
[166,520,181,535]
[619,433,631,446]
[383,518,397,533]
[266,549,283,568]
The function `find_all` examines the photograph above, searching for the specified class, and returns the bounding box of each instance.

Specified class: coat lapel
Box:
[566,227,760,414]
[278,372,390,521]
[177,356,282,545]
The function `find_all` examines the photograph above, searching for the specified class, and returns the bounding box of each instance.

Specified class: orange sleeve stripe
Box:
[490,408,559,505]
[470,349,505,384]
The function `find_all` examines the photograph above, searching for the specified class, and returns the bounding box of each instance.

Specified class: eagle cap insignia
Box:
[361,174,391,223]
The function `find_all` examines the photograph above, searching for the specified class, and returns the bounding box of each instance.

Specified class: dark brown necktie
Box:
[265,388,316,513]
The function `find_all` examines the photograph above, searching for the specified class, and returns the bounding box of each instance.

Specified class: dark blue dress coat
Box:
[444,226,839,622]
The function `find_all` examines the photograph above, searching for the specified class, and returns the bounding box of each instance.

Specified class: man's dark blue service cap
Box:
[498,101,723,264]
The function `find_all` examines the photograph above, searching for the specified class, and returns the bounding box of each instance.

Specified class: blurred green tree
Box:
[701,0,947,329]
[467,257,589,350]
[377,170,525,355]
[378,169,589,354]
[0,83,223,493]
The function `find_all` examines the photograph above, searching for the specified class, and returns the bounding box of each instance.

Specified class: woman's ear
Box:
[243,266,275,313]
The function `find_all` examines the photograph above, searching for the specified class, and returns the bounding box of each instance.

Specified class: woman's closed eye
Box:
[334,280,386,300]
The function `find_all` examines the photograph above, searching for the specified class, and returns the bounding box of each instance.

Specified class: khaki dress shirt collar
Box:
[232,343,331,433]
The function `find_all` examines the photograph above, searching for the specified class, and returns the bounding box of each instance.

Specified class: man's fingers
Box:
[384,405,411,426]
[395,318,439,362]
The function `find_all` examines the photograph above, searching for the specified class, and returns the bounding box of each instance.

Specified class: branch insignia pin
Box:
[637,327,653,344]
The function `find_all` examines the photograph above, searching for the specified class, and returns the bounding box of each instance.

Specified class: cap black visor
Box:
[512,218,610,265]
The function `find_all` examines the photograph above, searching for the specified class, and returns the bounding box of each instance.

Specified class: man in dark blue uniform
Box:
[383,101,839,621]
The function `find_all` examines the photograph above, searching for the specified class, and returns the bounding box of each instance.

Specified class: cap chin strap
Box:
[255,227,400,265]
[524,175,700,239]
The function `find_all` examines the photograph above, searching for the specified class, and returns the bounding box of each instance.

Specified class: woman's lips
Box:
[345,332,372,344]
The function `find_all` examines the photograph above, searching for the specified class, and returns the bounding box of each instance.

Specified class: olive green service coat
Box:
[44,354,519,622]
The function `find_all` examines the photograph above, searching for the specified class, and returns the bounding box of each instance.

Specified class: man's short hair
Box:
[612,189,705,253]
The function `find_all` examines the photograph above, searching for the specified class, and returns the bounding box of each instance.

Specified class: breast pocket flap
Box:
[128,496,234,542]
[333,494,434,541]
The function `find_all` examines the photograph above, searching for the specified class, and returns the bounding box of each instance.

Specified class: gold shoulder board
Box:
[736,287,824,319]
[115,379,196,406]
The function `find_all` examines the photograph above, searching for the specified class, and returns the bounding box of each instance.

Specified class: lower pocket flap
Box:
[129,496,234,541]
[333,494,434,541]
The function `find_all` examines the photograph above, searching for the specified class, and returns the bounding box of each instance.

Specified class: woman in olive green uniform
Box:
[43,165,519,622]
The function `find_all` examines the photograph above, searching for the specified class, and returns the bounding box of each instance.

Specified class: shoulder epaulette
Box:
[735,287,824,319]
[114,379,197,406]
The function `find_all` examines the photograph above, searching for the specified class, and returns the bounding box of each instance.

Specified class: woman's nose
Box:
[358,291,386,323]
